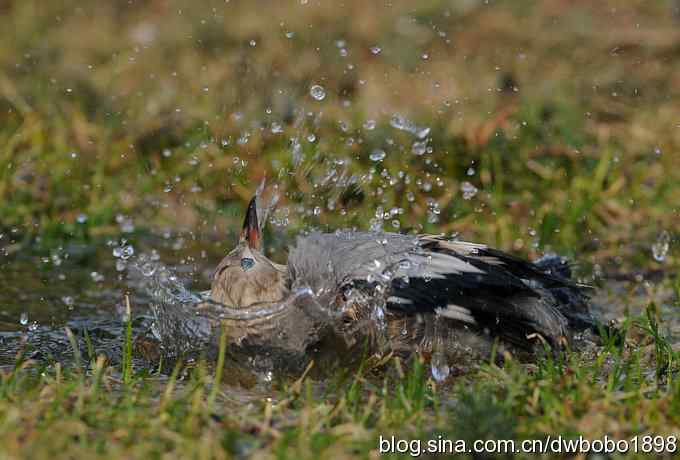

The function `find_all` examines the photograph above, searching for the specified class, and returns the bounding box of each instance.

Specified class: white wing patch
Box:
[425,252,486,275]
[473,256,506,266]
[427,238,487,255]
[387,296,414,305]
[435,304,477,324]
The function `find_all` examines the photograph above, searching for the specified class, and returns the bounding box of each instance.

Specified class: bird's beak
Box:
[239,196,261,250]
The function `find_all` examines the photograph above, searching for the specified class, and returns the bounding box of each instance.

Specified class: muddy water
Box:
[1,234,678,377]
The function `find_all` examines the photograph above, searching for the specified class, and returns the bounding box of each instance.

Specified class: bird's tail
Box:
[533,255,621,344]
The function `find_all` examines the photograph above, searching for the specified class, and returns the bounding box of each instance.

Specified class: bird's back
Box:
[287,230,593,351]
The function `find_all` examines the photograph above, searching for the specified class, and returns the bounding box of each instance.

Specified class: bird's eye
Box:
[240,257,255,271]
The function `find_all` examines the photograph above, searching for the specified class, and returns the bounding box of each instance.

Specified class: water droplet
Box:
[466,167,475,176]
[290,137,304,166]
[652,231,670,262]
[370,46,381,55]
[19,312,28,326]
[460,181,478,200]
[76,213,88,224]
[309,84,326,101]
[411,140,428,156]
[141,262,157,277]
[415,127,430,139]
[372,305,385,322]
[369,149,386,162]
[390,113,410,131]
[28,321,39,332]
[390,113,430,139]
[431,351,450,382]
[237,132,250,145]
[62,296,74,309]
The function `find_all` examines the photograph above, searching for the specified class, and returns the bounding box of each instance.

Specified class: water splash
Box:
[411,140,428,156]
[390,113,430,139]
[431,351,450,382]
[290,136,303,166]
[652,231,670,262]
[116,250,209,356]
[430,317,450,382]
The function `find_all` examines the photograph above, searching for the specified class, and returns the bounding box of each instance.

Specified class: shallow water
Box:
[1,233,678,378]
[0,235,223,368]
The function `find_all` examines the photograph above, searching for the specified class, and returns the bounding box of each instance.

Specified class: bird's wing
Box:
[419,237,593,331]
[287,230,422,301]
[288,231,590,347]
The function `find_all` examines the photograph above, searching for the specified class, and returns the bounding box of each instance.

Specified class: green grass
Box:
[1,309,680,459]
[2,0,680,458]
[1,0,678,268]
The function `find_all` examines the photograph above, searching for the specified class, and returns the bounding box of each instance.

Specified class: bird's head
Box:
[211,196,287,308]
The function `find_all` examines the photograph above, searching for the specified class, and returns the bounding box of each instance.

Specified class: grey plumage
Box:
[195,197,595,361]
[285,231,590,349]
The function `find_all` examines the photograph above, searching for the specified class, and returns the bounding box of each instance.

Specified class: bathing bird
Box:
[200,196,597,365]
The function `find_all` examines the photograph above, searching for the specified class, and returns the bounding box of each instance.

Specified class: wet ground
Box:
[1,232,678,379]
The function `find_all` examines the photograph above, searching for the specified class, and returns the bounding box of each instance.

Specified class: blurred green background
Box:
[1,0,678,271]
